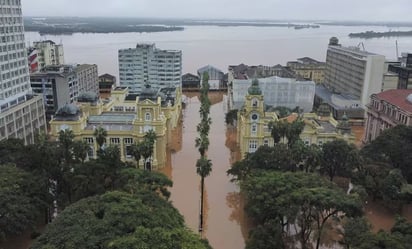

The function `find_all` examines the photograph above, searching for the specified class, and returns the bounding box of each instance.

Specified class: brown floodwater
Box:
[161,92,249,249]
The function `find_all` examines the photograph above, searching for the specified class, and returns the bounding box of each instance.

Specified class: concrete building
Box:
[388,53,412,89]
[28,40,64,72]
[325,37,385,107]
[75,64,99,94]
[49,86,182,169]
[197,65,225,90]
[30,65,78,119]
[181,73,200,89]
[237,80,355,158]
[99,73,116,97]
[364,89,412,143]
[314,84,364,121]
[230,76,315,113]
[287,57,326,84]
[0,0,46,144]
[118,43,182,93]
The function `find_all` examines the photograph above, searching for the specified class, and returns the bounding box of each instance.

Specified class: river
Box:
[25,25,412,77]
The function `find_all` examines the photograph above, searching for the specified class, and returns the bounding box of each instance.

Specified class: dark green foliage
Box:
[0,165,48,240]
[320,139,360,181]
[268,118,304,146]
[242,171,362,249]
[31,191,211,249]
[362,125,412,182]
[225,109,238,126]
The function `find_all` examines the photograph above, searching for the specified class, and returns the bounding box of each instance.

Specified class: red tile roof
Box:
[375,89,412,113]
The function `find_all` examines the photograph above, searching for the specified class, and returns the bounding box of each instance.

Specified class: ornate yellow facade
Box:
[49,86,182,169]
[237,80,355,159]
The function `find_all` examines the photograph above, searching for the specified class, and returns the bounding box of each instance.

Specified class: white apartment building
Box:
[29,40,64,72]
[0,0,46,143]
[118,43,182,93]
[325,38,385,107]
[231,76,315,113]
[75,64,99,94]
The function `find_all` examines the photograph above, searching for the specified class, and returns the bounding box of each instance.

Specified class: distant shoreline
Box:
[349,30,412,38]
[24,17,321,35]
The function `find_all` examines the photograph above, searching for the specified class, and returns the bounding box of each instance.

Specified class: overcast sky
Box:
[21,0,412,22]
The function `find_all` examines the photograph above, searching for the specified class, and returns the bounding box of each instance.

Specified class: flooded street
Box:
[161,92,248,249]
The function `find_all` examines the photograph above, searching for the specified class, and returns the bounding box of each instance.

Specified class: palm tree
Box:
[58,129,75,163]
[196,156,212,232]
[144,129,157,147]
[72,140,89,163]
[141,130,157,171]
[93,126,107,154]
[130,141,143,168]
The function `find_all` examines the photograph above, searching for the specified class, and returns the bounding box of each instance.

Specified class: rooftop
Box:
[229,63,296,80]
[375,89,412,113]
[316,85,362,110]
[88,113,136,123]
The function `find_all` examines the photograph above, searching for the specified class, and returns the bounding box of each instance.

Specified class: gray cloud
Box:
[21,0,412,22]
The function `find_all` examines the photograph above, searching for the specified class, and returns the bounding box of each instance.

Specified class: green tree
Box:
[58,129,75,163]
[0,164,48,240]
[130,141,144,167]
[31,191,211,249]
[362,125,412,182]
[320,139,360,181]
[93,126,107,153]
[242,171,362,249]
[225,109,238,126]
[72,140,89,163]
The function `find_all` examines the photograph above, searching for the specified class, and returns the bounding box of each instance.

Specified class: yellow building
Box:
[49,85,182,169]
[237,79,355,158]
[287,57,326,84]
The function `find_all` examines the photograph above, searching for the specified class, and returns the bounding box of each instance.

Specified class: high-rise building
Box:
[388,53,412,89]
[0,0,46,143]
[30,65,79,120]
[325,37,385,107]
[118,43,182,93]
[75,64,99,94]
[28,40,64,73]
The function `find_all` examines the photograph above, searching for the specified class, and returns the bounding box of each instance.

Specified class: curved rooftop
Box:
[77,92,98,103]
[248,78,262,95]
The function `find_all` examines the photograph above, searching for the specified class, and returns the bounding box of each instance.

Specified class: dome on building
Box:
[336,112,351,134]
[77,92,98,103]
[317,103,331,117]
[55,104,80,116]
[248,78,262,95]
[406,93,412,104]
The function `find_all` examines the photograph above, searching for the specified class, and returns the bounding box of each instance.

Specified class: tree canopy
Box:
[31,191,211,249]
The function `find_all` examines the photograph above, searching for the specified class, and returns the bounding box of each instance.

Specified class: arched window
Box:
[252,98,258,107]
[145,112,151,121]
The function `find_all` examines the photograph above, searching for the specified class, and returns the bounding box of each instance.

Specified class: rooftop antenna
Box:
[396,40,399,60]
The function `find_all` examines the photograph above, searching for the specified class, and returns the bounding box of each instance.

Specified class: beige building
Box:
[364,89,412,143]
[49,86,182,169]
[30,40,65,72]
[1,1,47,144]
[325,37,385,107]
[75,64,99,94]
[287,57,326,84]
[237,80,355,158]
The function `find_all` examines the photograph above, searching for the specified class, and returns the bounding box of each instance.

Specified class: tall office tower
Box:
[29,40,64,72]
[119,43,182,93]
[0,0,46,143]
[325,37,385,107]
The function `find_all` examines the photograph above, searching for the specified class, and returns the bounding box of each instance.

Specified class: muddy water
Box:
[161,92,249,249]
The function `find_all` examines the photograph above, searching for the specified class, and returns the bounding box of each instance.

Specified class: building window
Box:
[124,138,133,144]
[248,140,258,153]
[110,138,120,144]
[252,98,258,107]
[87,146,94,158]
[125,145,133,158]
[263,139,269,146]
[145,112,151,121]
[251,124,257,136]
[84,137,94,144]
